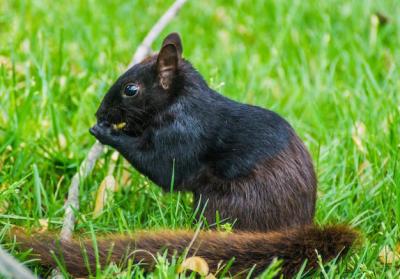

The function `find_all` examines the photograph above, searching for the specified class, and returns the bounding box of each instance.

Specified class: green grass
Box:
[1,0,399,277]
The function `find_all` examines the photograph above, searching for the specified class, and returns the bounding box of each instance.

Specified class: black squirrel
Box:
[15,33,357,277]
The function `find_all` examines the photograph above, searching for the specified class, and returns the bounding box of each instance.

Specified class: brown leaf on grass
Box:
[0,201,9,214]
[379,245,400,265]
[352,121,367,153]
[93,175,117,218]
[37,219,49,233]
[177,256,210,276]
[0,56,12,68]
[120,159,132,188]
[58,134,67,149]
[357,160,372,186]
[0,55,28,75]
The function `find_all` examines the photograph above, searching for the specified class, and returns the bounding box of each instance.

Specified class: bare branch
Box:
[60,141,104,241]
[0,245,37,279]
[129,0,188,67]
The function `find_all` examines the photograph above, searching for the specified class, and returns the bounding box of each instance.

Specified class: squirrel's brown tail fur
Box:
[14,225,357,278]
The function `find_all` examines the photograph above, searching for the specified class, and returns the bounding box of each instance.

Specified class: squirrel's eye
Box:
[123,83,139,97]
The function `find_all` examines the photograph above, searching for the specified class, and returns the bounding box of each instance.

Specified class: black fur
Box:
[90,34,312,231]
[92,61,292,187]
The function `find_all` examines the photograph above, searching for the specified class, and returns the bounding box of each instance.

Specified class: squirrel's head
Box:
[93,32,184,136]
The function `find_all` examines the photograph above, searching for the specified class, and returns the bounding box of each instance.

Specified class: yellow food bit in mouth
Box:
[112,122,126,130]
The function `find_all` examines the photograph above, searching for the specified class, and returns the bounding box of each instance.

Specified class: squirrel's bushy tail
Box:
[14,225,357,277]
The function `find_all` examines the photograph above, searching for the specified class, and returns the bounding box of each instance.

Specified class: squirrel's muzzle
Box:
[89,121,109,138]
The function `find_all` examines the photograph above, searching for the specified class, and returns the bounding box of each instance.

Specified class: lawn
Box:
[0,0,399,278]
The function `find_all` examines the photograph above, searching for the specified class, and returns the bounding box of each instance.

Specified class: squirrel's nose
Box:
[89,126,96,136]
[98,121,111,128]
[89,121,110,137]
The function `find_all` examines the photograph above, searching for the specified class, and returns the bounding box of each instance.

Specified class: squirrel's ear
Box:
[161,32,183,56]
[157,43,179,90]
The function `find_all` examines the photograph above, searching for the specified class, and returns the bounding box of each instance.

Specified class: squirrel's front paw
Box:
[89,121,120,146]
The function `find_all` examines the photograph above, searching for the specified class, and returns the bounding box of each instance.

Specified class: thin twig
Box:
[60,141,104,241]
[0,245,37,279]
[129,0,188,67]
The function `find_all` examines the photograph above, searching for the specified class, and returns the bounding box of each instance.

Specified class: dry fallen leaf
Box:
[205,273,217,279]
[0,56,12,68]
[58,134,67,149]
[119,159,132,188]
[357,160,372,186]
[93,175,117,218]
[379,245,400,265]
[177,256,210,276]
[0,55,28,74]
[0,201,9,214]
[352,121,366,153]
[37,219,49,233]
